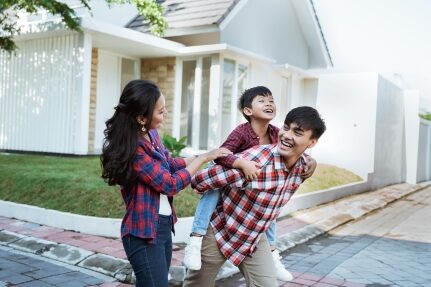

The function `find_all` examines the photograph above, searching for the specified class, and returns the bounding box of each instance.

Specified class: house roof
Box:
[126,0,240,34]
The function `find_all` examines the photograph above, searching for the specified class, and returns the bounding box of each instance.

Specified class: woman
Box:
[101,80,230,287]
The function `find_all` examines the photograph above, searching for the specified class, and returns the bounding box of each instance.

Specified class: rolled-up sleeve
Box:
[134,152,191,196]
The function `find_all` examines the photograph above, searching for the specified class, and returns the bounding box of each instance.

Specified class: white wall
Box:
[0,33,88,154]
[369,76,405,187]
[417,119,431,182]
[249,60,284,127]
[404,90,420,184]
[313,73,379,179]
[220,0,309,68]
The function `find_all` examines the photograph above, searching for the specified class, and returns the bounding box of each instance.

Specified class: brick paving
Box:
[0,182,429,286]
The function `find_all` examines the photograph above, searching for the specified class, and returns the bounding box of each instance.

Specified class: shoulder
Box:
[231,122,251,134]
[240,143,276,163]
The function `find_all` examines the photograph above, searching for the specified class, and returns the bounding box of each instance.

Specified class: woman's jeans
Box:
[191,189,277,246]
[122,215,172,287]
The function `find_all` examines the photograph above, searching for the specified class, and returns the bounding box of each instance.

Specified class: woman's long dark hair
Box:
[101,80,161,187]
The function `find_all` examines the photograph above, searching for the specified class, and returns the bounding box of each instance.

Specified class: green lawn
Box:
[0,153,362,218]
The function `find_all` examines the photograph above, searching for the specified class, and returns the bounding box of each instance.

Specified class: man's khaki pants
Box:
[183,226,277,287]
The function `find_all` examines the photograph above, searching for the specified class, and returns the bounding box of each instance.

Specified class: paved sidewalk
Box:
[0,182,429,286]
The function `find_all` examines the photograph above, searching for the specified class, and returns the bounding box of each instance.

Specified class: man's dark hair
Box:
[237,86,272,121]
[284,106,326,139]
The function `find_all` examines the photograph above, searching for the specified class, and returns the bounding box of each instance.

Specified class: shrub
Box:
[419,113,431,121]
[162,134,187,157]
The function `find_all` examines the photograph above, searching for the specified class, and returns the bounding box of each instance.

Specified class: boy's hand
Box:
[238,159,260,181]
[301,157,317,179]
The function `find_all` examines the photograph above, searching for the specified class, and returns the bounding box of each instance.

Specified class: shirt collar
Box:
[271,146,306,172]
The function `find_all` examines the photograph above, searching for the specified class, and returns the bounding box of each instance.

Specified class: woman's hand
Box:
[201,147,232,162]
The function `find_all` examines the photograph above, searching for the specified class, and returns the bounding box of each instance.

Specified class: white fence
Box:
[0,34,85,153]
[417,119,431,182]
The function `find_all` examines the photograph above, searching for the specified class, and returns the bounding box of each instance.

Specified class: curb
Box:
[1,182,429,285]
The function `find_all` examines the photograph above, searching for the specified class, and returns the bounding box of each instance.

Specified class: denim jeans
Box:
[191,189,277,245]
[122,215,172,287]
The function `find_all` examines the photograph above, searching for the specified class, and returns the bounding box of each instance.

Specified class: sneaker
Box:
[183,236,203,270]
[272,249,293,282]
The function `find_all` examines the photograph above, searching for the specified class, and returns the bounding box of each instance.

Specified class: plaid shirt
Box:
[192,144,307,266]
[120,129,191,241]
[215,122,279,167]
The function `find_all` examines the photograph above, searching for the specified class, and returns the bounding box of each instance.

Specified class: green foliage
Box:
[0,0,90,54]
[162,134,187,157]
[1,0,167,54]
[419,113,431,121]
[108,0,168,36]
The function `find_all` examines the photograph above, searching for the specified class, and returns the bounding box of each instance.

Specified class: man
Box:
[183,106,326,287]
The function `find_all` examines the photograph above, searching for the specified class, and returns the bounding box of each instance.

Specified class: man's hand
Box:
[301,157,317,179]
[236,158,260,181]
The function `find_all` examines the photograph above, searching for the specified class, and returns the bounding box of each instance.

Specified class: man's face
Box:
[277,122,317,159]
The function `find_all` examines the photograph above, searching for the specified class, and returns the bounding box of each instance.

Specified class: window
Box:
[179,57,212,149]
[221,58,249,141]
[178,56,248,151]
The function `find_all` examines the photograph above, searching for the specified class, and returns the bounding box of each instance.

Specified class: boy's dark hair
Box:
[284,106,326,139]
[237,86,272,121]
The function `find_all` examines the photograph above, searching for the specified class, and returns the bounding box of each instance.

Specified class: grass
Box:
[0,154,362,218]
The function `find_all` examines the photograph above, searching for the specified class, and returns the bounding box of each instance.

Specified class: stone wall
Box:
[141,57,176,136]
[88,48,98,153]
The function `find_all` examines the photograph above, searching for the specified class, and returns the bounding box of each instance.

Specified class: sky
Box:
[313,0,431,111]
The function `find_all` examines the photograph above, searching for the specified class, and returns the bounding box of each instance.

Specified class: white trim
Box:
[74,33,92,154]
[96,49,140,62]
[80,17,184,51]
[172,58,183,139]
[274,63,318,79]
[219,0,249,31]
[231,61,239,126]
[179,44,275,63]
[192,58,203,150]
[164,25,219,37]
[208,54,222,149]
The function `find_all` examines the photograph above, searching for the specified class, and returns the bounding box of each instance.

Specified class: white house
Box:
[0,0,330,154]
[0,0,429,183]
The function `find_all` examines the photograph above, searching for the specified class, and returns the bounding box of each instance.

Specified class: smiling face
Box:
[136,94,166,132]
[277,122,317,166]
[243,94,276,121]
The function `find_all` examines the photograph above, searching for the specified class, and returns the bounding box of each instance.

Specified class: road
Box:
[217,185,431,287]
[0,247,111,287]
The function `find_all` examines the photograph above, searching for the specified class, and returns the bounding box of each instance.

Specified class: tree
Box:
[0,0,167,55]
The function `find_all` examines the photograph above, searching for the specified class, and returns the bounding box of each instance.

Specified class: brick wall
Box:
[88,48,98,153]
[141,57,176,136]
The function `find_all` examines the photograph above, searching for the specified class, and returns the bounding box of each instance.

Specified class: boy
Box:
[183,87,316,281]
[183,106,326,287]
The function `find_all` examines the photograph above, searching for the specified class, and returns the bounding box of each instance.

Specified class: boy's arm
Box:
[301,153,317,179]
[214,126,260,180]
[191,164,247,194]
[214,126,245,168]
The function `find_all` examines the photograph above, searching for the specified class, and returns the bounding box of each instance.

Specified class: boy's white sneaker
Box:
[272,249,293,282]
[183,236,203,270]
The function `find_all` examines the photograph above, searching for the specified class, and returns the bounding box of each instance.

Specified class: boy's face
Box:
[243,94,276,121]
[277,122,317,159]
